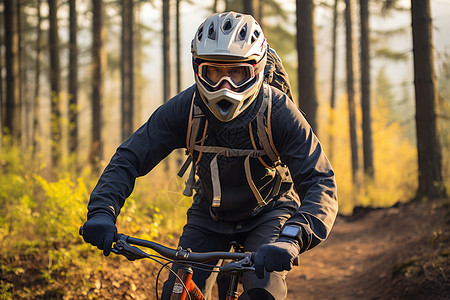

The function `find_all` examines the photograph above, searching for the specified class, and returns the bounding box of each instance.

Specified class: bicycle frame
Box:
[170,264,242,300]
[170,265,204,300]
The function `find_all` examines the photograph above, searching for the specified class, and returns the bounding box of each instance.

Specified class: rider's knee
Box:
[240,288,276,300]
[241,270,288,300]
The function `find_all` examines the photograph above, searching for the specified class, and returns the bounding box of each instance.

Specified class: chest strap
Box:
[193,145,266,207]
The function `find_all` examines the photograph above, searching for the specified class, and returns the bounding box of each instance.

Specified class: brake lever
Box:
[112,236,149,261]
[219,254,255,273]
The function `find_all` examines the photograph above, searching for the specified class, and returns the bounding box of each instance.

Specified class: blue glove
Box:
[81,213,117,256]
[254,238,300,279]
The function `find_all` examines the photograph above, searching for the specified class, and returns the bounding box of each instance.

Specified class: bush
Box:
[0,144,171,299]
[322,97,417,215]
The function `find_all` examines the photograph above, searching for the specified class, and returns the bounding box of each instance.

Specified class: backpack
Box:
[177,48,293,211]
[264,48,294,102]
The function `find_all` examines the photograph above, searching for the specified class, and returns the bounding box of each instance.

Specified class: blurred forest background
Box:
[0,0,449,298]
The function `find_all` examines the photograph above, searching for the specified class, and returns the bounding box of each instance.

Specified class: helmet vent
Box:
[217,99,232,112]
[197,27,203,41]
[223,19,232,31]
[238,24,247,41]
[208,23,216,40]
[251,30,260,43]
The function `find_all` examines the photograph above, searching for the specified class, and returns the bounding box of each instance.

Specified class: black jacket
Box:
[87,84,338,253]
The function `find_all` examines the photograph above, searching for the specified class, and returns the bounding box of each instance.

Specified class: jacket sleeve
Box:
[87,87,194,221]
[271,91,338,253]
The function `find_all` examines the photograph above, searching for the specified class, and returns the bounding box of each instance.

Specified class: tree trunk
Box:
[68,0,79,158]
[176,0,181,93]
[3,0,21,143]
[411,0,446,199]
[328,0,339,162]
[0,15,3,139]
[258,0,263,27]
[134,2,143,125]
[296,0,319,132]
[162,0,171,102]
[33,0,43,155]
[243,0,254,16]
[48,0,61,167]
[345,0,359,185]
[91,0,105,172]
[17,0,25,148]
[360,0,374,178]
[122,0,134,140]
[212,0,219,13]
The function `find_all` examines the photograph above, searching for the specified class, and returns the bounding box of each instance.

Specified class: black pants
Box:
[161,213,291,300]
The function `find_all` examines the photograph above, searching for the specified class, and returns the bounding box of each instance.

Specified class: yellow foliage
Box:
[322,97,417,215]
[125,155,191,234]
[440,96,450,187]
[34,176,89,242]
[363,100,417,206]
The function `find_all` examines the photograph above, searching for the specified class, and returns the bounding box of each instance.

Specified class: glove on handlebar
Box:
[254,237,300,279]
[81,212,117,256]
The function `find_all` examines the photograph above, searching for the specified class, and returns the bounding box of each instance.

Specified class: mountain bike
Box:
[79,227,298,300]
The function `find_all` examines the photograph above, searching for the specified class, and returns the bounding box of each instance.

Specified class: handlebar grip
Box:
[79,225,121,242]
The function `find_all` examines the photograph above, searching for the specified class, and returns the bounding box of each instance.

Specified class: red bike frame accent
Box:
[170,266,205,300]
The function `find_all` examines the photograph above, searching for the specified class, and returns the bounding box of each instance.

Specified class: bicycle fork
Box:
[225,273,240,300]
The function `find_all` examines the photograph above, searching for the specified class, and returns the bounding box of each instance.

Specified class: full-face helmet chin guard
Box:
[192,11,268,122]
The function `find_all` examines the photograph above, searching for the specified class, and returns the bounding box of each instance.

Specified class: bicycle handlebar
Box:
[79,226,298,267]
[79,226,249,262]
[117,234,249,263]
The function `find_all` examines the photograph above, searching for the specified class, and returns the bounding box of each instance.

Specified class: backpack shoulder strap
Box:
[178,91,208,196]
[245,84,287,210]
[186,91,206,154]
[178,91,197,177]
[185,90,196,153]
[256,84,286,181]
[256,84,279,161]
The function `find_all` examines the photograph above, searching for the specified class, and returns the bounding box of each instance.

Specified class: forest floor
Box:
[2,197,450,299]
[284,197,450,300]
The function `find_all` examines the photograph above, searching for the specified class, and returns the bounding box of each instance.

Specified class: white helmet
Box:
[192,11,268,122]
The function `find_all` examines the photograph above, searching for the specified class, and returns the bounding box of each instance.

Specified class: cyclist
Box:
[81,11,338,300]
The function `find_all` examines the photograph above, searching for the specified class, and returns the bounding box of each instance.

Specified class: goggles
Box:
[196,62,257,89]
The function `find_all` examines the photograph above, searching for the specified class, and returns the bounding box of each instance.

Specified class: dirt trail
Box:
[77,198,450,300]
[285,199,450,300]
[4,199,448,299]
